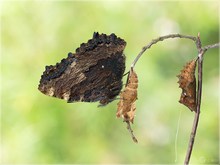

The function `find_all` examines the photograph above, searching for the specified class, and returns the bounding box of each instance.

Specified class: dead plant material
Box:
[177,59,197,112]
[116,69,138,143]
[117,69,138,123]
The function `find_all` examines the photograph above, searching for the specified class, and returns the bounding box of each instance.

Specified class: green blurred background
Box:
[1,1,219,164]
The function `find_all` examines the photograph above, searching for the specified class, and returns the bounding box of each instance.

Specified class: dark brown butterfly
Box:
[38,32,126,105]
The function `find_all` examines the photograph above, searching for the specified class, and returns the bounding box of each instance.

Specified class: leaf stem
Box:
[125,121,138,143]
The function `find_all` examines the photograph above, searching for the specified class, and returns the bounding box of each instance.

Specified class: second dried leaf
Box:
[177,59,197,112]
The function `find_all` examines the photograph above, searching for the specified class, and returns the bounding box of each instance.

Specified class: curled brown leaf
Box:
[117,69,139,143]
[177,59,197,112]
[117,69,138,123]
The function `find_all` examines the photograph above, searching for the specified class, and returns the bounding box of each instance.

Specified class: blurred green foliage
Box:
[1,1,219,164]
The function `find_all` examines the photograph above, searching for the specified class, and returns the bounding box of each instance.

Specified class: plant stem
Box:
[125,121,138,143]
[184,51,203,165]
[131,34,197,69]
[203,42,220,50]
[184,35,219,164]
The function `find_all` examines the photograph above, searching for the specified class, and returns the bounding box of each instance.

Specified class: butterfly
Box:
[38,32,126,105]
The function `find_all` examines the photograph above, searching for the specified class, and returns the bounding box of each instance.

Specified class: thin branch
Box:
[130,33,219,164]
[203,42,220,50]
[184,35,219,164]
[131,34,197,69]
[125,121,138,143]
[184,51,203,165]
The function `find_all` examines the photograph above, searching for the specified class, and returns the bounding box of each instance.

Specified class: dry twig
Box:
[131,33,219,164]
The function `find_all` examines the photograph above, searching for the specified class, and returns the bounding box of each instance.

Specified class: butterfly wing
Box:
[38,32,126,105]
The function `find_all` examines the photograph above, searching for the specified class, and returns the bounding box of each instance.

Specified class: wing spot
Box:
[62,92,70,101]
[47,87,55,96]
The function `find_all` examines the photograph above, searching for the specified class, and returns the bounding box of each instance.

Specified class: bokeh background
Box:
[1,1,219,164]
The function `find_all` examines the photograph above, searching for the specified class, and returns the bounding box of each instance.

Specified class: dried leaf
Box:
[177,59,197,112]
[117,69,138,123]
[117,69,138,143]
